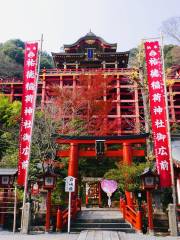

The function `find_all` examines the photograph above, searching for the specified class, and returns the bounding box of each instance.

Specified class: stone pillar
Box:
[123,142,133,206]
[168,204,178,236]
[21,202,30,234]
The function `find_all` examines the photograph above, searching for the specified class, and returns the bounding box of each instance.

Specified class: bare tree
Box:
[51,73,117,136]
[161,16,180,44]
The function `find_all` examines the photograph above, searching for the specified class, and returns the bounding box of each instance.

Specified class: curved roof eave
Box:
[63,32,117,49]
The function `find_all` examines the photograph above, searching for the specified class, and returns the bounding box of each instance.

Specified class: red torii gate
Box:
[56,133,148,206]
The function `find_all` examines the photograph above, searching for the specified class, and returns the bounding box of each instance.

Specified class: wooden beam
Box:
[56,149,145,157]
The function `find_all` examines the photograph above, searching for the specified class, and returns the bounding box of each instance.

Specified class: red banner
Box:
[17,42,38,186]
[144,41,172,187]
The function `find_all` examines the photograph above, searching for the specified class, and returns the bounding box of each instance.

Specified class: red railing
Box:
[56,197,81,231]
[40,68,135,75]
[119,198,142,232]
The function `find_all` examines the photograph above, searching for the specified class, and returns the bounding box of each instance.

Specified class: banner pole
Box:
[68,191,71,233]
[160,32,177,204]
[160,32,178,235]
[21,34,43,232]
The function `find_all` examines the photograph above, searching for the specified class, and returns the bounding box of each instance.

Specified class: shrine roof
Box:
[63,31,117,49]
[0,168,17,176]
[56,133,149,140]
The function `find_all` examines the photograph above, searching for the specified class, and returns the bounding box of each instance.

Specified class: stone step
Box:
[71,227,135,233]
[153,218,169,233]
[71,222,131,228]
[153,219,169,227]
[72,210,135,233]
[75,218,125,223]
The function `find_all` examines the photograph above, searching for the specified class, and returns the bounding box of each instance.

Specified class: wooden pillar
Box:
[41,70,46,111]
[134,81,140,134]
[123,142,132,165]
[0,189,7,229]
[45,190,51,232]
[169,85,176,123]
[56,208,63,232]
[123,142,133,206]
[147,190,154,233]
[68,143,78,177]
[10,84,14,102]
[68,143,78,195]
[116,76,121,135]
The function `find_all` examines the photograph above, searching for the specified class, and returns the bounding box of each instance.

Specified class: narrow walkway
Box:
[0,231,179,240]
[77,230,179,240]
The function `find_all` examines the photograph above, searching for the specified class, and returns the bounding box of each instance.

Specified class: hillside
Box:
[0,39,54,79]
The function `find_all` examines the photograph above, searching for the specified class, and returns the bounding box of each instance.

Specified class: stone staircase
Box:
[71,208,135,233]
[153,212,169,236]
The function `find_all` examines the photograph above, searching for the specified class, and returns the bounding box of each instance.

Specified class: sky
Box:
[0,0,179,53]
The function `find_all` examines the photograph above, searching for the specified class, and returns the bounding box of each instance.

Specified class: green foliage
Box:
[0,95,21,165]
[128,48,139,68]
[28,107,61,180]
[1,39,25,64]
[52,178,66,207]
[104,162,152,193]
[163,44,177,69]
[0,39,24,78]
[40,51,54,69]
[79,157,117,178]
[129,44,180,70]
[0,39,53,79]
[171,122,180,134]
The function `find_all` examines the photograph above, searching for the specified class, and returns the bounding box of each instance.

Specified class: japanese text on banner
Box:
[17,42,38,186]
[144,41,172,187]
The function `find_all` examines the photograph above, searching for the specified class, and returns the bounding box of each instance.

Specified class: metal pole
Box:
[160,32,178,235]
[68,191,71,233]
[21,34,44,231]
[13,186,17,233]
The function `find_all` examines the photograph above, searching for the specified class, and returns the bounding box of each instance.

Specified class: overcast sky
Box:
[0,0,179,53]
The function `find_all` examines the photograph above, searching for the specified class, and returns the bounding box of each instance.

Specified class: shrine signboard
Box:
[65,176,75,192]
[144,41,172,187]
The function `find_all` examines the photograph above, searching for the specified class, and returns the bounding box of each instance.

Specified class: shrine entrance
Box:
[56,134,148,208]
[82,177,102,207]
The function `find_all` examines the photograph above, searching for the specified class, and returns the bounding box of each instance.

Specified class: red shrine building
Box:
[0,31,180,134]
[1,32,180,231]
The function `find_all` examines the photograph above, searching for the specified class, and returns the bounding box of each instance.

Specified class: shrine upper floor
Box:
[52,31,129,69]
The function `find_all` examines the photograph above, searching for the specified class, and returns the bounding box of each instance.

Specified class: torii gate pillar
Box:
[68,143,79,195]
[123,142,133,207]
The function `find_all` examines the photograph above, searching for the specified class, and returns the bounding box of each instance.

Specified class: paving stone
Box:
[0,230,179,240]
